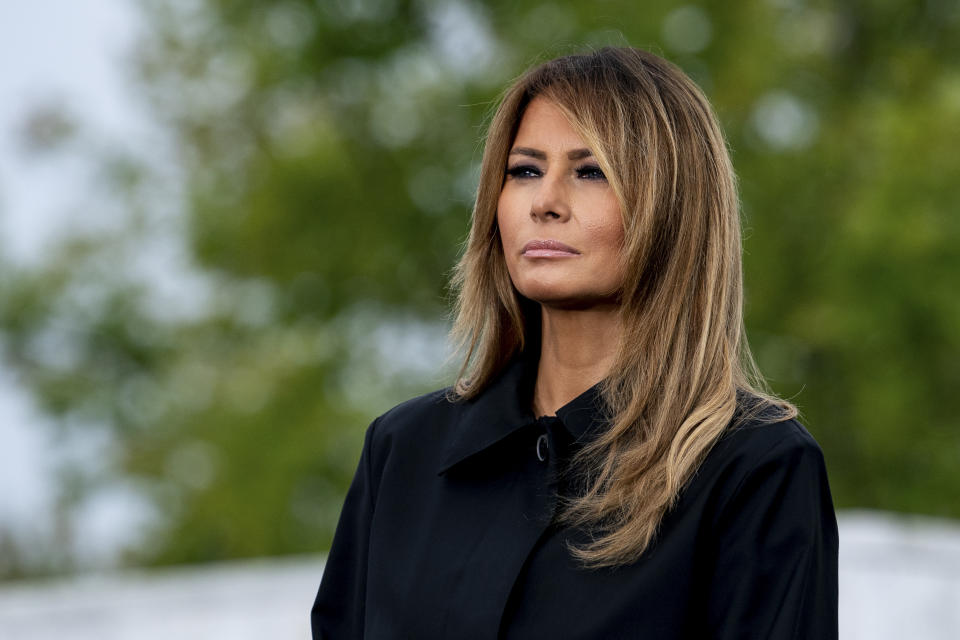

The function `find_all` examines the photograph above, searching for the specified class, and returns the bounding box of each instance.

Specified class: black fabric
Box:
[310,352,839,639]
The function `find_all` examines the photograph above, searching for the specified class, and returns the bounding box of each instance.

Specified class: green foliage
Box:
[1,0,958,576]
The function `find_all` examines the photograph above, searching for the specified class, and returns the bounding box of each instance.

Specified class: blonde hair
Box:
[449,47,795,567]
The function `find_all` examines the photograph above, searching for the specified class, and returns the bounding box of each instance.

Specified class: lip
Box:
[521,239,581,258]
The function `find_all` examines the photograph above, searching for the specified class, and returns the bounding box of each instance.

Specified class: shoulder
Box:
[687,416,833,529]
[370,387,458,442]
[715,417,829,490]
[695,419,839,635]
[718,417,825,469]
[361,387,462,477]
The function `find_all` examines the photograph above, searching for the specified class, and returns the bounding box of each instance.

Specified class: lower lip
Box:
[523,249,580,258]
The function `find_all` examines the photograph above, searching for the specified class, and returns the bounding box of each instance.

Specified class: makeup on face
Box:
[497,97,625,308]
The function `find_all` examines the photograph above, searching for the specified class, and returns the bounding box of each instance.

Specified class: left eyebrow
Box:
[508,147,594,160]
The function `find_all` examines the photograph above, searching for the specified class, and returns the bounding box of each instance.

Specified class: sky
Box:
[0,0,454,570]
[0,0,879,576]
[0,0,154,568]
[0,0,151,261]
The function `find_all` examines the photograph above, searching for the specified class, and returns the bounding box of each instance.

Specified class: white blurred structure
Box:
[840,510,960,639]
[1,510,959,639]
[0,556,322,640]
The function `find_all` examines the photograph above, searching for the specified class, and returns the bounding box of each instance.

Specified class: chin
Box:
[517,286,619,310]
[515,281,573,302]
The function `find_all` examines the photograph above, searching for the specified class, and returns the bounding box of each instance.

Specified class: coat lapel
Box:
[420,350,606,638]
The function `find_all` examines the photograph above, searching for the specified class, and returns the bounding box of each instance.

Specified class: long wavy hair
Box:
[448,47,796,568]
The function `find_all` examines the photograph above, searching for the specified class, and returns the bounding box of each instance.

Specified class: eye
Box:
[505,164,541,179]
[576,164,607,181]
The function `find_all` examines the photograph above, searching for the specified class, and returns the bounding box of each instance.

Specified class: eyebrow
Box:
[509,147,594,161]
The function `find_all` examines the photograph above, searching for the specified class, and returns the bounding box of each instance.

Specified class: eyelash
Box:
[576,165,606,181]
[504,164,607,181]
[505,164,541,179]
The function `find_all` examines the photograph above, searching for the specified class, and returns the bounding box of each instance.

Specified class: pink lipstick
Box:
[521,239,581,258]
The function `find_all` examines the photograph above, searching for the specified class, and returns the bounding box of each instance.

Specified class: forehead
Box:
[513,97,587,152]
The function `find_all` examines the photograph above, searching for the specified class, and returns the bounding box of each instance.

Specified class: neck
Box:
[533,303,622,417]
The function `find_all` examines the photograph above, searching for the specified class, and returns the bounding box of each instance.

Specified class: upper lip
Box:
[522,239,580,254]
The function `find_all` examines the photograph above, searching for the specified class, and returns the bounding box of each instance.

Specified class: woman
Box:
[311,47,838,639]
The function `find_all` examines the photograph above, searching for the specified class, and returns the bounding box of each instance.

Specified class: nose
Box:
[530,171,570,222]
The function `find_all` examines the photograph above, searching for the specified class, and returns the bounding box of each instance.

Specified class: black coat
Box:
[310,352,839,639]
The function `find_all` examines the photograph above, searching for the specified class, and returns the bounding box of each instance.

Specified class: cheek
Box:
[495,206,513,270]
[602,196,626,249]
[583,219,623,241]
[583,206,625,253]
[496,194,519,249]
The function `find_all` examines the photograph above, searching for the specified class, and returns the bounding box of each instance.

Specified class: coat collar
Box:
[437,349,608,474]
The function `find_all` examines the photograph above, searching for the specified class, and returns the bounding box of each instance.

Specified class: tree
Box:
[1,0,957,577]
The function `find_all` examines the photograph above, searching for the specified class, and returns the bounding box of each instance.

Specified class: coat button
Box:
[536,433,549,462]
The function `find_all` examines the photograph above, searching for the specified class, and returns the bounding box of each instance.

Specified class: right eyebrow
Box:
[509,147,546,160]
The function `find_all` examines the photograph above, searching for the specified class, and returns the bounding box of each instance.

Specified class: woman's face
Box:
[497,97,625,309]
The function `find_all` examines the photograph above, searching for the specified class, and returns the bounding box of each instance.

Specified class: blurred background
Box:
[0,0,957,637]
